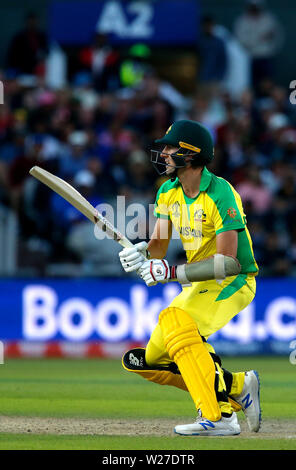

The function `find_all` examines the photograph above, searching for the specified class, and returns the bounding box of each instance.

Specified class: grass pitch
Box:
[0,356,295,450]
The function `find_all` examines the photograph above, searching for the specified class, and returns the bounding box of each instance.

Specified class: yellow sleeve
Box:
[154,186,171,220]
[209,182,246,235]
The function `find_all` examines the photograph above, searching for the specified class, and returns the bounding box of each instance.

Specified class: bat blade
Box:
[29,166,133,249]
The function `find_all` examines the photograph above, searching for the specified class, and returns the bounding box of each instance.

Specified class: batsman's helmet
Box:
[151,120,214,177]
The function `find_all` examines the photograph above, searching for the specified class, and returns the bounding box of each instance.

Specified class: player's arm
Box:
[216,229,238,257]
[119,217,172,273]
[139,230,241,286]
[148,217,172,259]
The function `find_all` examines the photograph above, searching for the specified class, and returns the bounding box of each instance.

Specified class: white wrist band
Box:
[214,254,226,281]
[176,264,190,285]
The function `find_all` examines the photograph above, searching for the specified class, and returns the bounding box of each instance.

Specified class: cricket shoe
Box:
[232,370,261,432]
[174,413,240,436]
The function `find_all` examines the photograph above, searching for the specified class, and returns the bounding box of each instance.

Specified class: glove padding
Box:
[139,259,170,286]
[119,241,148,273]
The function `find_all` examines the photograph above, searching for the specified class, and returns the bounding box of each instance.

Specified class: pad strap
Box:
[214,253,226,284]
[176,264,190,284]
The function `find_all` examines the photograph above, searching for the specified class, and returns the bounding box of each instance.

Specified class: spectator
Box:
[79,33,121,92]
[234,0,284,91]
[235,165,273,216]
[214,23,250,98]
[59,131,90,178]
[8,134,43,211]
[198,16,228,88]
[87,156,119,200]
[119,44,152,89]
[124,149,154,204]
[274,173,296,234]
[261,232,291,276]
[6,12,48,76]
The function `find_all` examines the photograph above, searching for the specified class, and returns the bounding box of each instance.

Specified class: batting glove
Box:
[119,241,149,273]
[138,259,174,286]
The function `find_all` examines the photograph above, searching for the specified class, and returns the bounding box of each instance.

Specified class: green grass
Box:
[0,357,295,449]
[0,434,295,450]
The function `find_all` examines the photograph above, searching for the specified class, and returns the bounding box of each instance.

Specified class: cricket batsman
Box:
[119,120,261,436]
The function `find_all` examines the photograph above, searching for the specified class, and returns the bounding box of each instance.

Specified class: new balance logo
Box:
[200,420,215,430]
[242,393,253,409]
[129,353,140,366]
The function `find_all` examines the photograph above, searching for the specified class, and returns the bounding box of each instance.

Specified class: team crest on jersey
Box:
[194,208,206,222]
[227,207,237,218]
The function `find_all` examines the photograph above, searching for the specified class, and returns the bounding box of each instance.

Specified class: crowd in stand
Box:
[0,2,295,278]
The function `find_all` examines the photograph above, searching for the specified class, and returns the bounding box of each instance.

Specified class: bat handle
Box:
[120,238,149,262]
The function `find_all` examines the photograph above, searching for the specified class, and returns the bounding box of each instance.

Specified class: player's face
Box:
[161,145,179,175]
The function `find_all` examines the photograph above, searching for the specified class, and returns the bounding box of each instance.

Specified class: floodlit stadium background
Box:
[0,0,295,359]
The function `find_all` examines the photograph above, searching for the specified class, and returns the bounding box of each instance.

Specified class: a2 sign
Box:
[49,0,199,45]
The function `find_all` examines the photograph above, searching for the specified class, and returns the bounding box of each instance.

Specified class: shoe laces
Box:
[194,416,211,424]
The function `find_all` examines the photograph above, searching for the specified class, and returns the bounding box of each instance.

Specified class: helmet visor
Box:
[150,148,195,175]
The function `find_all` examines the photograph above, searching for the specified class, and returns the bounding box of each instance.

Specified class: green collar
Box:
[199,167,212,192]
[174,166,212,193]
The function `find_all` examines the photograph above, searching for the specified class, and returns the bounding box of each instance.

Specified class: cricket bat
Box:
[29,166,134,250]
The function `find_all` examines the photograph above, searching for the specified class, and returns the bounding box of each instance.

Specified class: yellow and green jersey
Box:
[154,167,258,275]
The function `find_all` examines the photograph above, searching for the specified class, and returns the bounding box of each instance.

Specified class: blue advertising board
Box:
[49,0,199,45]
[0,278,296,355]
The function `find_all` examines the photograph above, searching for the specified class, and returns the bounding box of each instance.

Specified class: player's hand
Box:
[119,241,148,273]
[138,259,170,286]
